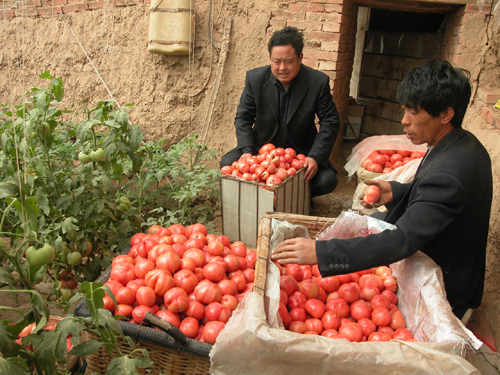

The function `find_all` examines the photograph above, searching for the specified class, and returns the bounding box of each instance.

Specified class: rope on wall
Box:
[61,14,121,108]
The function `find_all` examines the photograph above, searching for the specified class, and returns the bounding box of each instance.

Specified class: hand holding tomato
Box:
[271,237,317,265]
[360,180,393,208]
[303,157,318,183]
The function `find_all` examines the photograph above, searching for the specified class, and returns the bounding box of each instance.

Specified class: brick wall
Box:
[0,0,147,19]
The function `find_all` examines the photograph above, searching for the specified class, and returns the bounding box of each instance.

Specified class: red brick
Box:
[87,0,104,9]
[270,18,287,29]
[41,0,67,6]
[465,4,492,14]
[289,3,325,12]
[2,9,15,18]
[325,4,342,13]
[62,3,87,12]
[322,22,341,33]
[37,6,63,14]
[319,60,336,70]
[305,50,338,61]
[15,8,38,16]
[478,88,500,105]
[271,10,306,21]
[304,31,340,42]
[306,11,341,23]
[481,106,491,121]
[287,20,322,31]
[492,113,500,129]
[302,59,319,69]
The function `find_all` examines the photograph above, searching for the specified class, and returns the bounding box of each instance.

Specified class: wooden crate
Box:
[221,170,310,248]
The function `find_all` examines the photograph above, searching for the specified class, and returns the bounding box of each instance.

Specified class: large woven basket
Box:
[75,246,213,375]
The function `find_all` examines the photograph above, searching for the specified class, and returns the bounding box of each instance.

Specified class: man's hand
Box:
[271,237,317,265]
[360,179,393,208]
[303,157,318,182]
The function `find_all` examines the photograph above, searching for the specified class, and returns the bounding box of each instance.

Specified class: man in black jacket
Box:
[272,60,493,319]
[220,26,340,198]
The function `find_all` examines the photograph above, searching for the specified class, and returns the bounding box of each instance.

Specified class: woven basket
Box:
[75,246,212,375]
[83,331,211,375]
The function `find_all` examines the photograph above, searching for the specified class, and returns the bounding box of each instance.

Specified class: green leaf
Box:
[35,189,50,216]
[39,70,53,80]
[37,317,82,362]
[80,281,105,318]
[0,323,24,357]
[30,291,51,322]
[101,208,117,221]
[61,217,79,235]
[0,268,15,286]
[68,339,103,356]
[0,357,30,375]
[0,182,19,199]
[106,353,152,375]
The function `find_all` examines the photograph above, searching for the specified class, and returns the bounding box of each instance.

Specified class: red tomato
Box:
[147,244,173,263]
[350,300,372,321]
[371,307,392,327]
[221,165,233,175]
[126,279,145,293]
[130,233,146,246]
[206,241,224,256]
[392,328,414,341]
[361,285,380,301]
[218,279,238,296]
[383,276,398,292]
[390,153,403,163]
[298,279,320,299]
[144,269,175,296]
[222,254,240,272]
[229,273,247,292]
[184,238,205,251]
[289,307,307,322]
[280,275,299,296]
[381,290,399,305]
[364,185,381,204]
[184,300,206,320]
[206,302,232,323]
[321,310,341,331]
[317,276,339,293]
[135,259,155,279]
[378,326,394,336]
[287,291,307,310]
[172,244,187,258]
[109,263,136,286]
[278,303,291,329]
[156,309,181,328]
[168,224,186,235]
[243,268,255,283]
[115,304,133,318]
[339,322,363,342]
[104,280,124,296]
[172,269,199,294]
[112,255,135,266]
[185,223,208,237]
[180,257,197,272]
[367,163,383,173]
[195,282,222,304]
[115,287,136,305]
[370,294,391,310]
[132,305,155,324]
[357,317,377,337]
[202,263,225,283]
[305,299,326,319]
[368,331,392,342]
[203,321,225,344]
[220,294,238,311]
[231,244,246,258]
[135,286,157,307]
[183,248,206,268]
[102,295,115,312]
[335,274,352,285]
[156,252,181,274]
[286,264,304,282]
[325,298,350,318]
[164,287,189,313]
[180,317,199,338]
[304,318,323,335]
[338,283,361,303]
[289,320,307,334]
[390,310,406,330]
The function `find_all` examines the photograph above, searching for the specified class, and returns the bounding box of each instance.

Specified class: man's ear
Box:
[441,107,455,124]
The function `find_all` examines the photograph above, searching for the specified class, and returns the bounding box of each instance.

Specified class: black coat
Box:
[316,128,492,311]
[234,64,340,166]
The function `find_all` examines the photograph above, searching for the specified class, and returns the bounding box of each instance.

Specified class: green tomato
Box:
[78,152,92,164]
[0,238,7,261]
[89,148,105,162]
[116,203,129,213]
[26,243,55,267]
[117,196,132,210]
[67,251,83,266]
[60,288,75,301]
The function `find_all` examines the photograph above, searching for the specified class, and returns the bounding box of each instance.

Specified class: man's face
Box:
[401,106,453,146]
[270,44,302,89]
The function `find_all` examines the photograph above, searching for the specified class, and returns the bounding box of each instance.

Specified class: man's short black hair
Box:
[397,60,471,127]
[268,26,304,57]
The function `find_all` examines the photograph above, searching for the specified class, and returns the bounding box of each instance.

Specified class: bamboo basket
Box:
[253,212,335,297]
[83,330,211,375]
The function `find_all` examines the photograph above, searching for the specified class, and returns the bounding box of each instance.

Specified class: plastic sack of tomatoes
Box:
[209,214,482,375]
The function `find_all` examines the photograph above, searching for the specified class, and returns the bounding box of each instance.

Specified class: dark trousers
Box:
[220,147,337,198]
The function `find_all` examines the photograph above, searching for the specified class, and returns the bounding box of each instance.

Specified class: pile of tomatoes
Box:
[275,262,416,342]
[361,149,425,174]
[220,143,305,186]
[103,223,257,345]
